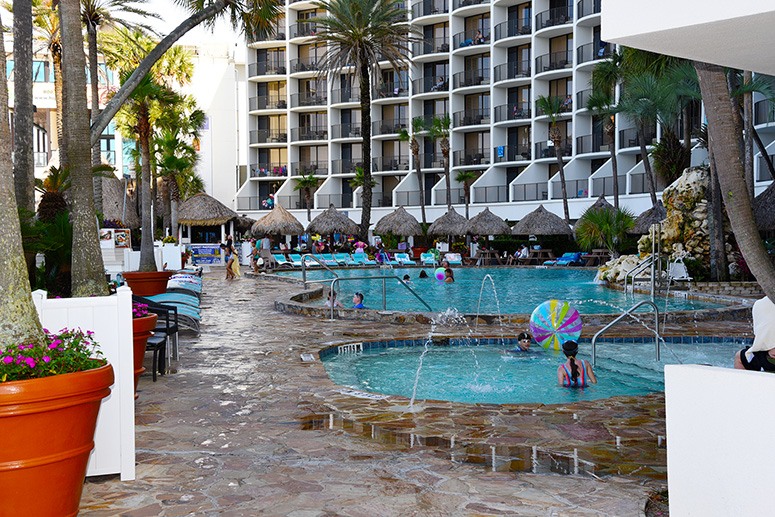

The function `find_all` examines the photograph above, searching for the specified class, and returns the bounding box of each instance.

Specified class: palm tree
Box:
[155,131,199,239]
[294,173,322,222]
[398,117,427,223]
[311,0,418,239]
[428,114,452,208]
[574,206,634,259]
[536,94,571,224]
[454,169,477,219]
[11,0,35,220]
[349,166,377,194]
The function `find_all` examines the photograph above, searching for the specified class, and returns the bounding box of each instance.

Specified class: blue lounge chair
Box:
[334,253,356,266]
[273,254,294,268]
[320,253,341,266]
[395,253,416,265]
[147,293,201,311]
[555,252,583,266]
[444,253,463,265]
[352,252,377,265]
[378,252,400,265]
[288,254,304,267]
[420,253,436,266]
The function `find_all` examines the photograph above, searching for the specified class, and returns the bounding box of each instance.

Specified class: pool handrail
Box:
[624,256,657,298]
[590,299,661,366]
[301,253,339,289]
[325,275,432,319]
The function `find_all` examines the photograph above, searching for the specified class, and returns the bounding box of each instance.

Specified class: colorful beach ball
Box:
[529,300,583,351]
[435,267,446,280]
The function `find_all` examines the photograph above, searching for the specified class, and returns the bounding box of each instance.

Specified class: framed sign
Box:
[190,244,222,264]
[114,229,131,249]
[99,229,114,249]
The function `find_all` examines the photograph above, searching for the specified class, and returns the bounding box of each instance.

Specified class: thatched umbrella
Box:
[512,205,572,236]
[251,203,305,235]
[102,175,140,228]
[178,192,237,226]
[374,206,422,236]
[307,204,359,235]
[427,206,468,236]
[465,208,511,235]
[630,201,668,234]
[754,183,775,232]
[587,194,615,212]
[234,215,257,235]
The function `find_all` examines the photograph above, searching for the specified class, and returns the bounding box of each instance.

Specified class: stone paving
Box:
[79,271,753,516]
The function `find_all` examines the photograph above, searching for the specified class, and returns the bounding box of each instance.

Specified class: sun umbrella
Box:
[465,208,511,235]
[427,206,468,236]
[306,204,359,235]
[511,205,572,236]
[630,201,668,235]
[251,203,305,236]
[178,192,237,226]
[234,215,257,235]
[373,206,423,236]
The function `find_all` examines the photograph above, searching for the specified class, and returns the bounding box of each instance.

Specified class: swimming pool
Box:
[275,267,723,314]
[321,337,742,405]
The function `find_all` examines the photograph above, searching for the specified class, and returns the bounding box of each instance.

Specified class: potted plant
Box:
[181,248,192,268]
[0,328,114,516]
[131,303,158,397]
[162,236,177,246]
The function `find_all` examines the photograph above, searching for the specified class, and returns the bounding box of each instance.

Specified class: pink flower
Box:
[25,357,36,368]
[42,356,51,363]
[2,356,12,364]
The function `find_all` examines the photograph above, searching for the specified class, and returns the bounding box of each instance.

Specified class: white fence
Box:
[31,286,136,481]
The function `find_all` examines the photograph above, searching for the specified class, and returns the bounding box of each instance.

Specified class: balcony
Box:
[291,91,327,107]
[493,60,531,82]
[452,0,489,9]
[249,24,286,44]
[374,81,408,99]
[291,126,328,141]
[394,190,425,206]
[250,163,288,178]
[575,89,591,110]
[577,42,615,65]
[373,118,408,136]
[494,19,531,41]
[290,56,323,73]
[249,129,288,144]
[237,196,270,211]
[249,95,287,111]
[292,160,328,176]
[453,148,490,166]
[535,50,573,73]
[248,60,287,76]
[453,108,490,127]
[413,76,449,94]
[552,178,589,199]
[453,29,490,49]
[473,185,508,203]
[576,133,608,154]
[413,36,450,56]
[317,193,353,209]
[330,86,360,104]
[576,0,601,19]
[453,68,490,89]
[494,102,531,122]
[619,127,657,149]
[289,22,320,39]
[330,123,362,139]
[418,152,445,169]
[535,140,572,158]
[274,195,307,210]
[493,144,530,162]
[373,155,410,171]
[434,188,466,205]
[356,191,393,208]
[535,95,573,116]
[754,99,775,125]
[411,0,448,18]
[592,174,627,198]
[512,182,548,201]
[758,154,775,181]
[535,5,573,30]
[331,159,365,174]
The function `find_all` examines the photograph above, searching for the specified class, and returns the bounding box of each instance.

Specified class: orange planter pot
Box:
[122,270,175,296]
[0,363,114,517]
[132,314,158,396]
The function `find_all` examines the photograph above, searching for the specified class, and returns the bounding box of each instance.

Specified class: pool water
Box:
[276,267,723,314]
[322,339,742,405]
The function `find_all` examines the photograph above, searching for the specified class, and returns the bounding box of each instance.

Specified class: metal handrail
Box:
[325,275,433,319]
[301,253,339,289]
[591,300,661,366]
[624,256,656,295]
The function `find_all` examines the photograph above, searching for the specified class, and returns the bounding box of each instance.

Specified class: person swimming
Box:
[403,274,413,285]
[505,332,532,353]
[557,340,597,387]
[418,270,429,279]
[444,268,454,283]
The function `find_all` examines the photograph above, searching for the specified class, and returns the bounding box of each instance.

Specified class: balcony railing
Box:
[292,160,328,176]
[330,87,360,104]
[394,190,424,206]
[435,187,466,205]
[619,127,657,148]
[553,178,589,199]
[493,144,530,162]
[291,91,327,107]
[290,56,323,73]
[577,42,615,65]
[493,60,531,82]
[248,60,287,76]
[413,36,450,56]
[576,0,601,19]
[453,29,490,49]
[757,154,775,182]
[453,68,490,88]
[453,148,490,166]
[494,102,531,122]
[331,159,364,174]
[250,163,288,177]
[535,50,573,73]
[274,195,307,210]
[237,196,271,211]
[411,0,448,18]
[629,173,649,194]
[331,122,362,139]
[536,95,573,115]
[575,89,592,110]
[289,22,320,39]
[576,133,608,154]
[356,192,393,208]
[494,19,531,40]
[291,126,328,141]
[418,152,445,169]
[34,151,49,167]
[249,129,288,144]
[249,24,285,43]
[453,108,490,127]
[592,174,627,198]
[754,99,775,125]
[512,182,548,201]
[373,118,408,135]
[535,140,572,158]
[374,81,408,99]
[535,5,573,29]
[373,155,411,171]
[473,185,508,203]
[317,193,353,209]
[452,0,489,9]
[413,76,449,94]
[249,95,287,111]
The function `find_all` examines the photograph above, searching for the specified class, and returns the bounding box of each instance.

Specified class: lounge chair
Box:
[445,253,463,265]
[321,253,342,266]
[395,253,417,265]
[352,252,377,265]
[668,257,693,287]
[272,254,294,268]
[420,252,436,266]
[146,292,201,311]
[555,252,584,266]
[334,253,356,266]
[378,252,401,265]
[288,254,304,267]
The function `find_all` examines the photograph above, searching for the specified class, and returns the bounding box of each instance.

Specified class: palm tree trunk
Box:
[743,70,755,200]
[138,109,156,272]
[637,125,658,206]
[0,12,45,348]
[162,176,171,236]
[464,185,470,219]
[442,138,451,208]
[682,104,691,151]
[60,0,108,296]
[305,188,311,222]
[12,0,34,218]
[170,173,180,240]
[608,126,620,208]
[707,146,729,281]
[358,62,373,240]
[412,141,426,224]
[87,21,103,215]
[555,144,570,225]
[696,61,775,302]
[53,53,67,170]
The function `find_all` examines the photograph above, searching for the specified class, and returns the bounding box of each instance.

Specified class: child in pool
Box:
[403,274,413,285]
[505,332,533,352]
[444,268,455,283]
[557,340,596,387]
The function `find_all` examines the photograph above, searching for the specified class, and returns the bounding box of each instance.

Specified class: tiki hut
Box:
[630,201,668,234]
[306,204,359,235]
[102,175,140,228]
[754,183,775,233]
[587,194,615,212]
[373,206,422,236]
[178,192,238,226]
[251,203,305,236]
[427,206,468,236]
[234,215,257,235]
[511,205,572,236]
[465,208,510,235]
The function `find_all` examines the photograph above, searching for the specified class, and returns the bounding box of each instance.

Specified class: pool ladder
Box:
[591,300,661,366]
